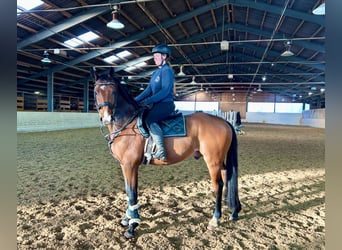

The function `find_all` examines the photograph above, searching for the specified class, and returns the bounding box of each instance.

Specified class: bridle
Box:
[94,80,140,142]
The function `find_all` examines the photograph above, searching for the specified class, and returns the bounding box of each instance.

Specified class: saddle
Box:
[137,110,187,138]
[137,109,187,164]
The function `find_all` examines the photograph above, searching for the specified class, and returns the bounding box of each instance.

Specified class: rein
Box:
[101,109,140,143]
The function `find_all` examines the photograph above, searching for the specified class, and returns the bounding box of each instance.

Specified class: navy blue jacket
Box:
[135,64,174,105]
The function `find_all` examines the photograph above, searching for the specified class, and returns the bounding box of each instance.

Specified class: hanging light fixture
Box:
[120,77,127,85]
[190,76,197,85]
[41,50,51,63]
[177,65,186,77]
[257,84,263,92]
[281,49,294,57]
[312,2,325,15]
[281,41,294,56]
[107,5,125,30]
[281,40,294,57]
[220,40,229,51]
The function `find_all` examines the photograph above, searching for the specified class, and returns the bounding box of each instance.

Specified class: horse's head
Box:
[92,67,119,125]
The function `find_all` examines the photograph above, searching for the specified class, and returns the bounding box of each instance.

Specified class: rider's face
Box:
[153,53,166,66]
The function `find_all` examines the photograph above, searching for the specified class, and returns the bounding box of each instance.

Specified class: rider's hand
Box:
[140,100,152,109]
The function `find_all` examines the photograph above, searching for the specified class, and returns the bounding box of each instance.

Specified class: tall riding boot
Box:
[149,122,166,161]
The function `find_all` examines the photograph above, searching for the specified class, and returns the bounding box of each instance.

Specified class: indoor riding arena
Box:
[17,1,325,249]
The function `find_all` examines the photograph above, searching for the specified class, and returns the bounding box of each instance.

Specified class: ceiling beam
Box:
[17,6,110,50]
[171,23,325,71]
[18,0,231,85]
[229,0,324,26]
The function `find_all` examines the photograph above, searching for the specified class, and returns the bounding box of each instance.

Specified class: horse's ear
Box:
[91,67,99,81]
[108,67,115,78]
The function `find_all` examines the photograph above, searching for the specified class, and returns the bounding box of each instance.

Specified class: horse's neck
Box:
[108,100,137,133]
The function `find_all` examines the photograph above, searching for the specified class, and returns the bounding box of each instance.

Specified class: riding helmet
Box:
[152,44,171,57]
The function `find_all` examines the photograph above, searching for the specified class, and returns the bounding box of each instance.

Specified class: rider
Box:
[134,44,175,161]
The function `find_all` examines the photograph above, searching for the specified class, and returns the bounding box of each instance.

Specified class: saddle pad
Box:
[160,114,186,137]
[137,112,187,138]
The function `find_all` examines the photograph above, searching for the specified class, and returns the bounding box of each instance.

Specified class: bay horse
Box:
[92,68,241,239]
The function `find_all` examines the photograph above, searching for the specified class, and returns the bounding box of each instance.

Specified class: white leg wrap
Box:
[129,203,139,211]
[125,210,131,219]
[129,218,141,225]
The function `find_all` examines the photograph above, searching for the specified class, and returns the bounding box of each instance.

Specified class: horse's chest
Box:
[110,136,143,160]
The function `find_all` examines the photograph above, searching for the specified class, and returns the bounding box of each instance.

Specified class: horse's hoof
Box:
[124,230,135,239]
[207,224,218,231]
[207,218,218,230]
[229,215,239,221]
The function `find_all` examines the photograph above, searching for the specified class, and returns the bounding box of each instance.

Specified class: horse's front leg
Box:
[120,164,140,239]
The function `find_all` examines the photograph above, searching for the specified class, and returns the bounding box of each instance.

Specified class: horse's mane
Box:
[116,79,140,110]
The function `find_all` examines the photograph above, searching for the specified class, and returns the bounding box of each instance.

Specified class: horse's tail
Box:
[225,122,241,216]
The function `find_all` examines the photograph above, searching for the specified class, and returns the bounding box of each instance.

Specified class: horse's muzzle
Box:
[99,108,113,125]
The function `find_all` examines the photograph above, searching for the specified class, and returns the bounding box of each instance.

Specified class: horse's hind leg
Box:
[207,162,224,230]
[221,169,228,204]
